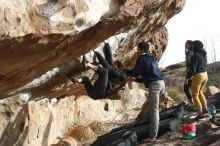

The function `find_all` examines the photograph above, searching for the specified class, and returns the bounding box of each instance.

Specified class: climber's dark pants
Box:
[94,43,113,70]
[95,51,112,70]
[103,43,113,65]
[184,79,192,101]
[82,67,108,100]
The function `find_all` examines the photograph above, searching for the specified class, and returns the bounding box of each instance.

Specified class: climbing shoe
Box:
[202,108,209,114]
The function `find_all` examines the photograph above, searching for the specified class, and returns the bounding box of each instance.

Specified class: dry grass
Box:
[65,123,96,142]
[64,121,122,143]
[166,87,186,104]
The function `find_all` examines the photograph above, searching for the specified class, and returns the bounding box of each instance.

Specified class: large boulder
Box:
[0,0,185,98]
[0,81,148,146]
[205,86,220,97]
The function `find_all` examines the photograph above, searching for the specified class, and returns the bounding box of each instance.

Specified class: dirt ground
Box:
[136,112,220,146]
[80,111,220,146]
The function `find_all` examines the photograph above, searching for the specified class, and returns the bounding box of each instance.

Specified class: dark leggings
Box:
[94,43,113,70]
[82,67,108,100]
[94,51,112,70]
[103,43,113,65]
[184,79,192,101]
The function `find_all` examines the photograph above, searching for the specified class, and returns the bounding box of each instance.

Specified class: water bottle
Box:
[209,105,217,118]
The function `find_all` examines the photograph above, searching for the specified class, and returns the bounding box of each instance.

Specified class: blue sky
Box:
[160,0,220,67]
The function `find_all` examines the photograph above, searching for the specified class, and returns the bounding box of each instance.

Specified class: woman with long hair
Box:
[185,40,208,119]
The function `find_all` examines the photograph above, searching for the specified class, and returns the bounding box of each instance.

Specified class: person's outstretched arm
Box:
[108,69,127,81]
[125,57,143,77]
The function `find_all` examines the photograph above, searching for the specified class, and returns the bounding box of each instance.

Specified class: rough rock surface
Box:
[205,86,220,97]
[0,0,185,98]
[0,82,147,146]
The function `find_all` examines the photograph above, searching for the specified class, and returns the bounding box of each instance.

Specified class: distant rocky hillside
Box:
[163,61,220,91]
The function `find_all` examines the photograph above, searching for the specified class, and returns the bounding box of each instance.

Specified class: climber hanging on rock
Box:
[93,42,127,95]
[68,42,127,100]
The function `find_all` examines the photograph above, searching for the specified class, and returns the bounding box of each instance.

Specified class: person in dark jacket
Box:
[185,40,208,119]
[125,42,165,142]
[184,40,194,105]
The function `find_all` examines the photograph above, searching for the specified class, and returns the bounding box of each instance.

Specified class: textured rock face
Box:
[0,0,121,35]
[0,82,146,146]
[205,86,220,97]
[0,0,185,98]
